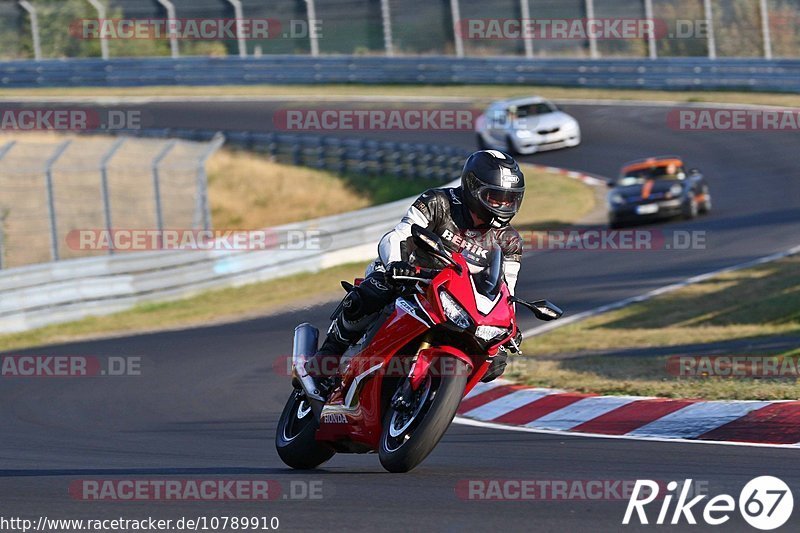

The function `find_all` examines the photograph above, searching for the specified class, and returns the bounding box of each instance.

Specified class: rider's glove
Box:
[385,261,417,287]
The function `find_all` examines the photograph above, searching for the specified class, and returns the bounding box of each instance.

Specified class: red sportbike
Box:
[276,225,562,472]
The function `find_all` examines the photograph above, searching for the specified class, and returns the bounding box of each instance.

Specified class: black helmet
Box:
[461,150,525,227]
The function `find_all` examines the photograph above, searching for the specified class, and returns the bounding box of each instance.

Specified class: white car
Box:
[475,97,581,155]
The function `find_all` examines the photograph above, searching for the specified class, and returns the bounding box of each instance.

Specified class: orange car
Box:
[607,156,712,228]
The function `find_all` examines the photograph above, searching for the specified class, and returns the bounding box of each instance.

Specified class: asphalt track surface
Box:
[1,98,799,531]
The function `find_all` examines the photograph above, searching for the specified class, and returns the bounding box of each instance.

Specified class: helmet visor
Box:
[478,186,524,216]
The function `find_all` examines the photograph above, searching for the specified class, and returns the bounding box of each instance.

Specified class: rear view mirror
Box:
[509,297,564,322]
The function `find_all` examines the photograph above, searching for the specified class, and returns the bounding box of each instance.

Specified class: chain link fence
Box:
[0,134,223,269]
[1,0,798,60]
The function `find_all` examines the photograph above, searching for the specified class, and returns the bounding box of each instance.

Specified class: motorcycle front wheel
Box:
[275,390,335,469]
[378,358,468,473]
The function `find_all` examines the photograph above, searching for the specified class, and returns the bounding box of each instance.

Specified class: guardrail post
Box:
[194,133,225,231]
[759,0,772,60]
[157,0,180,58]
[584,0,599,58]
[380,0,394,56]
[703,0,716,59]
[151,139,177,236]
[44,141,72,262]
[225,0,247,58]
[0,141,16,270]
[99,138,125,255]
[449,0,464,57]
[520,0,533,58]
[87,0,110,60]
[643,0,657,59]
[305,0,320,56]
[18,0,42,61]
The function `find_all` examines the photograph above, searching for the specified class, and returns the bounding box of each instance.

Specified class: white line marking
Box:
[453,416,799,449]
[626,401,771,439]
[525,395,640,430]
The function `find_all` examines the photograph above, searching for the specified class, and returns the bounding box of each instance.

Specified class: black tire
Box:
[378,358,468,473]
[682,196,698,220]
[609,217,624,230]
[275,390,335,469]
[699,187,712,214]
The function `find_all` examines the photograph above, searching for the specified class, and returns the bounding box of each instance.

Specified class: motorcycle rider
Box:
[306,150,526,395]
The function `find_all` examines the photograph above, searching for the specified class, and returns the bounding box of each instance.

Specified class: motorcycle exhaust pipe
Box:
[292,323,326,406]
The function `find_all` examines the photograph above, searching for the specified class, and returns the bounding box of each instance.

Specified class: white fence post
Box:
[151,140,177,237]
[585,0,599,58]
[0,141,17,270]
[87,0,110,60]
[226,0,247,58]
[380,0,394,57]
[643,0,657,59]
[195,134,225,231]
[44,141,72,262]
[703,0,716,59]
[759,0,772,59]
[99,138,126,255]
[156,0,180,58]
[520,0,533,58]
[18,0,42,61]
[450,0,464,57]
[305,0,320,56]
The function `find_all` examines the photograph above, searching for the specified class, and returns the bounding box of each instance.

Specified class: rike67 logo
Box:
[623,477,793,530]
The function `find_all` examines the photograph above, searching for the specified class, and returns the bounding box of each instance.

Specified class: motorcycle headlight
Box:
[439,290,472,329]
[609,192,625,206]
[475,325,510,342]
[669,184,683,197]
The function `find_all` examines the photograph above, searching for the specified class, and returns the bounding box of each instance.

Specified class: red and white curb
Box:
[456,381,800,448]
[526,163,607,187]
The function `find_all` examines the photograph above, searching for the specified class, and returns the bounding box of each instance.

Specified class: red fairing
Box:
[315,251,518,450]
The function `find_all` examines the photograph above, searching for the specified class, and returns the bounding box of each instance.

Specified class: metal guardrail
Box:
[2,56,800,92]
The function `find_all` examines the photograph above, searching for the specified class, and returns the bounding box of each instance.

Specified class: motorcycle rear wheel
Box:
[378,358,468,473]
[275,390,335,469]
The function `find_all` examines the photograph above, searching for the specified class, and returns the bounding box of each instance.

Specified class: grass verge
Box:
[0,167,596,352]
[515,255,800,400]
[1,84,797,108]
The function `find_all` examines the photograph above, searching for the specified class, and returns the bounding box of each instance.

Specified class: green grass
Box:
[517,256,800,400]
[3,84,799,108]
[0,168,596,352]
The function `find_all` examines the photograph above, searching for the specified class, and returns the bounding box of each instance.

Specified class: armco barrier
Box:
[1,56,799,92]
